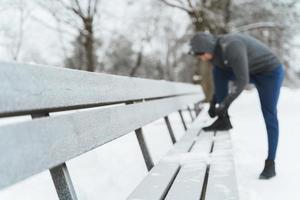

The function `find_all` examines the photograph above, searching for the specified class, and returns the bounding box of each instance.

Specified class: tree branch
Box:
[93,0,99,16]
[87,0,92,17]
[173,0,185,6]
[187,0,193,9]
[160,0,192,13]
[231,22,284,32]
[74,0,84,15]
[68,0,85,20]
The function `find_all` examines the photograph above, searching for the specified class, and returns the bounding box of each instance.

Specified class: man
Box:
[190,32,284,179]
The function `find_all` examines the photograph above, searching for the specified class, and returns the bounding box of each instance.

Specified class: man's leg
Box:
[212,66,233,103]
[253,65,284,179]
[203,66,234,131]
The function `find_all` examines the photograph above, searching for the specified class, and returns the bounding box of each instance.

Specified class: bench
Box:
[0,62,239,200]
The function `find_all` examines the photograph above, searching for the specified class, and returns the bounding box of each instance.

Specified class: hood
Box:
[190,32,217,54]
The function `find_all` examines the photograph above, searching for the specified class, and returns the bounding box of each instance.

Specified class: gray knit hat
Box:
[189,32,217,55]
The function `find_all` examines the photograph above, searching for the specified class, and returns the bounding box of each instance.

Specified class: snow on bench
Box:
[128,119,239,200]
[205,131,239,200]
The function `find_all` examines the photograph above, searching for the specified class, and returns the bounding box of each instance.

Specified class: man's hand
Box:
[215,102,229,117]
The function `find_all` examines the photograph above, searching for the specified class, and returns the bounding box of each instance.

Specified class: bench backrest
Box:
[0,62,203,198]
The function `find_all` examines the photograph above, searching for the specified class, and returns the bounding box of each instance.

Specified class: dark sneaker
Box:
[259,159,276,179]
[202,115,233,132]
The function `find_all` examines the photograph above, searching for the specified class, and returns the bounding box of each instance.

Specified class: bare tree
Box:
[0,0,32,61]
[12,1,28,60]
[128,1,164,77]
[35,0,100,72]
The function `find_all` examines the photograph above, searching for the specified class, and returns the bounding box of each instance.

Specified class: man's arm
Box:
[218,40,249,113]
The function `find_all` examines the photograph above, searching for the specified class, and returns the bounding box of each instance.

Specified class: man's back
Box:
[219,33,281,73]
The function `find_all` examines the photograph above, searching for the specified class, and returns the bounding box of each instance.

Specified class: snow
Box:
[230,88,300,200]
[0,87,299,199]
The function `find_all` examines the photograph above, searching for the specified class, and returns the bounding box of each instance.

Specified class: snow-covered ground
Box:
[230,88,300,200]
[0,87,299,200]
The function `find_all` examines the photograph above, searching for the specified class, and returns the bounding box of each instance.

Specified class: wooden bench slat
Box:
[215,130,231,137]
[165,108,209,157]
[0,94,201,189]
[0,62,202,117]
[164,162,207,200]
[213,131,233,154]
[190,131,214,155]
[166,115,204,155]
[161,131,214,166]
[205,154,239,200]
[205,131,239,200]
[162,131,214,166]
[127,162,180,200]
[161,115,211,165]
[164,133,197,156]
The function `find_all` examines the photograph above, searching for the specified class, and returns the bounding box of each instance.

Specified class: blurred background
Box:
[0,0,300,100]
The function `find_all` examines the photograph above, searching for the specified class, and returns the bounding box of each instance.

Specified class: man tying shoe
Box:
[189,32,284,179]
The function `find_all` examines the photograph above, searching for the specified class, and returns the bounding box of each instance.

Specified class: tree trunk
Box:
[130,46,143,77]
[83,18,96,72]
[198,61,214,101]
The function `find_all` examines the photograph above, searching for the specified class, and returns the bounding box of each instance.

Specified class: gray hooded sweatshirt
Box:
[190,32,281,106]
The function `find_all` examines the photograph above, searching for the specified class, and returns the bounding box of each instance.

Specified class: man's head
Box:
[190,32,217,62]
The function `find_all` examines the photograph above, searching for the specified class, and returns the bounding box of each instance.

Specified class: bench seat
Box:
[128,119,239,200]
[205,131,239,200]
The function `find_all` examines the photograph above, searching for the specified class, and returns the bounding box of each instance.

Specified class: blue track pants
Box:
[213,65,284,160]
